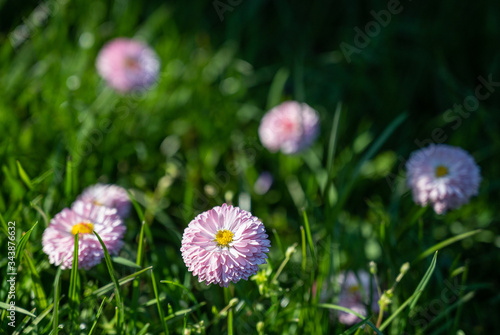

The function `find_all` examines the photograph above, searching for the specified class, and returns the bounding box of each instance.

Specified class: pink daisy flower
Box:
[258,101,320,154]
[42,202,126,270]
[96,38,160,92]
[181,204,271,287]
[406,144,481,214]
[336,271,379,325]
[75,184,131,218]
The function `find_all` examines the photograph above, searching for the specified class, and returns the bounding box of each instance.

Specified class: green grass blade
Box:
[336,112,407,211]
[16,160,33,190]
[86,266,152,297]
[88,297,108,335]
[12,308,36,335]
[112,256,141,269]
[137,323,150,335]
[422,291,475,333]
[410,251,438,311]
[68,233,80,329]
[302,210,316,260]
[15,221,38,261]
[64,158,73,199]
[0,302,36,318]
[326,102,342,177]
[318,304,383,335]
[52,266,62,335]
[266,67,289,109]
[161,280,198,305]
[151,269,169,335]
[93,231,124,332]
[23,250,48,310]
[416,230,481,261]
[379,295,414,331]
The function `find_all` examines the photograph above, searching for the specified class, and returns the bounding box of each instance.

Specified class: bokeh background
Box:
[1,0,500,334]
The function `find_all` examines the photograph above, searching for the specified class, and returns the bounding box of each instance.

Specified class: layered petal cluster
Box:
[258,101,320,154]
[96,38,160,92]
[406,144,481,214]
[336,271,380,325]
[42,202,125,270]
[76,183,131,218]
[181,204,271,287]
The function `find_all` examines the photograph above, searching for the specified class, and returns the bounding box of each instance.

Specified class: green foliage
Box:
[0,0,499,334]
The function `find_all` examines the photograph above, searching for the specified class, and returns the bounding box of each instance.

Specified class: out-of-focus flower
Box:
[254,171,273,195]
[42,202,125,270]
[181,203,271,287]
[406,144,481,214]
[336,271,379,325]
[96,38,160,92]
[258,101,320,154]
[75,183,131,218]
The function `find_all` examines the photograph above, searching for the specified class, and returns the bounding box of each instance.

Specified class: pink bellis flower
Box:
[181,204,271,287]
[258,101,320,154]
[405,144,481,214]
[75,183,131,219]
[336,271,380,325]
[96,38,160,93]
[42,202,126,270]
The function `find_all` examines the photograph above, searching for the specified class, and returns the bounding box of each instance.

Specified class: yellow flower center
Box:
[214,229,234,248]
[348,284,360,294]
[71,222,94,235]
[435,165,449,178]
[92,200,103,206]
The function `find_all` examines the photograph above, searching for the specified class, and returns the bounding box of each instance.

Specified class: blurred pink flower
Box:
[336,271,379,325]
[254,171,273,195]
[76,183,131,218]
[406,144,481,214]
[96,38,160,92]
[181,203,271,287]
[42,202,125,270]
[258,101,320,154]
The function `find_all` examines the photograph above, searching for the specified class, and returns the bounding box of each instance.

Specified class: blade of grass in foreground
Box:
[0,302,37,318]
[131,221,147,331]
[86,266,152,298]
[52,266,62,335]
[23,250,48,310]
[266,67,289,110]
[379,251,438,331]
[318,304,383,335]
[15,221,38,261]
[93,231,124,333]
[68,233,80,330]
[151,269,169,335]
[12,308,36,335]
[88,297,107,335]
[16,160,33,190]
[416,230,481,261]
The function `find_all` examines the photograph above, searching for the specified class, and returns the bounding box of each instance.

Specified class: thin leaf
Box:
[302,210,316,259]
[88,297,107,335]
[16,160,33,190]
[151,269,169,335]
[266,67,289,110]
[52,266,62,335]
[93,231,124,332]
[15,221,38,261]
[86,266,152,297]
[23,250,48,310]
[318,304,383,335]
[112,256,141,269]
[0,302,36,318]
[416,230,481,261]
[68,233,80,328]
[410,251,439,311]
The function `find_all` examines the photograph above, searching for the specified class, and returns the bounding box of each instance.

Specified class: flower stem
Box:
[224,286,234,335]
